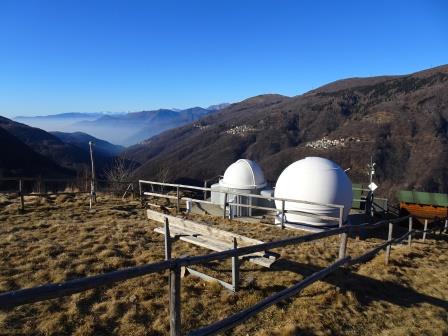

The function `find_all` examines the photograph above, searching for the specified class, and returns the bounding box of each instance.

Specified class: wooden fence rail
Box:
[0,214,446,336]
[0,215,410,308]
[188,257,351,336]
[0,177,140,211]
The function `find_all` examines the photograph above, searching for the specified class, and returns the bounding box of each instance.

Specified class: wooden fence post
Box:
[203,181,207,201]
[19,179,25,212]
[38,176,43,196]
[422,219,428,242]
[42,178,47,194]
[280,200,285,229]
[223,193,228,218]
[408,217,413,247]
[164,217,172,260]
[164,216,181,335]
[169,264,181,336]
[89,141,96,209]
[385,222,393,265]
[338,230,348,260]
[338,208,348,260]
[232,237,239,292]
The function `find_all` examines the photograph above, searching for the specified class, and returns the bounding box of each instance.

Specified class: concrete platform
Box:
[190,201,373,232]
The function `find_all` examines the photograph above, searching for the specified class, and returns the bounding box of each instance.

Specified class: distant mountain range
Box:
[0,117,122,178]
[124,65,448,198]
[5,65,448,197]
[14,104,228,146]
[15,112,119,120]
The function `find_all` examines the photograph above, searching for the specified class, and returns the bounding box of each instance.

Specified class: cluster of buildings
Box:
[305,137,361,149]
[193,123,210,130]
[224,124,257,136]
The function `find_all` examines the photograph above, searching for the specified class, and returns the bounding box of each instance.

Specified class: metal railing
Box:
[139,179,345,228]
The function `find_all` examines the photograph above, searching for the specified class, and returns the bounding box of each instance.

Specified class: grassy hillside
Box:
[0,194,446,335]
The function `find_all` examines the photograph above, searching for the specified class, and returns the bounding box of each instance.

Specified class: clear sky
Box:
[1,0,447,117]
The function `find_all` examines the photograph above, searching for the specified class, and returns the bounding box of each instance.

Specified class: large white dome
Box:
[274,157,352,226]
[220,159,267,189]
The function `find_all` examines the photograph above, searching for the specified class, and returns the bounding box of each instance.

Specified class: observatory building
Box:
[274,157,353,231]
[211,159,271,216]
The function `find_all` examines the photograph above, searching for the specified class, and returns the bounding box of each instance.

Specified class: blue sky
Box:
[1,0,447,117]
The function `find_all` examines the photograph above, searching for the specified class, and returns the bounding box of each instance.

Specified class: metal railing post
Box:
[232,237,239,292]
[176,185,180,213]
[228,200,233,220]
[281,200,285,229]
[338,207,343,228]
[422,219,428,242]
[223,193,228,218]
[385,222,393,265]
[444,219,448,233]
[408,217,413,247]
[203,181,207,201]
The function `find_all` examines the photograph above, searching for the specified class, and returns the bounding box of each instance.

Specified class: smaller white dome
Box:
[220,159,266,189]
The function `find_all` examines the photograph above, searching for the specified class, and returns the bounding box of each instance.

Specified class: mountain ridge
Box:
[14,105,228,146]
[124,64,448,198]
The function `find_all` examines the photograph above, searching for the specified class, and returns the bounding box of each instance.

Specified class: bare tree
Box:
[154,166,171,193]
[104,157,136,195]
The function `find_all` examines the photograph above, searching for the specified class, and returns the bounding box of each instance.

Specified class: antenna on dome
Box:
[367,156,376,185]
[367,156,377,217]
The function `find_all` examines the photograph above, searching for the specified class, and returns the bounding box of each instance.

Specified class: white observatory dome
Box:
[274,157,352,226]
[220,159,267,189]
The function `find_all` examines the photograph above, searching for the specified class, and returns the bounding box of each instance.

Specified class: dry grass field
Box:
[0,193,447,336]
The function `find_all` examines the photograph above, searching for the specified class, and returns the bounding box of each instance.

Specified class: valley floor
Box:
[0,193,447,335]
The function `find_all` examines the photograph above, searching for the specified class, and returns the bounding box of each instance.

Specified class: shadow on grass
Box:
[265,257,448,310]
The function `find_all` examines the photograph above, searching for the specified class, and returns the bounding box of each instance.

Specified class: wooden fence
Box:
[1,212,446,335]
[0,177,138,211]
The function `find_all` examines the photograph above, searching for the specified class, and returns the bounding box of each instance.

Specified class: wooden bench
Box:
[147,210,278,268]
